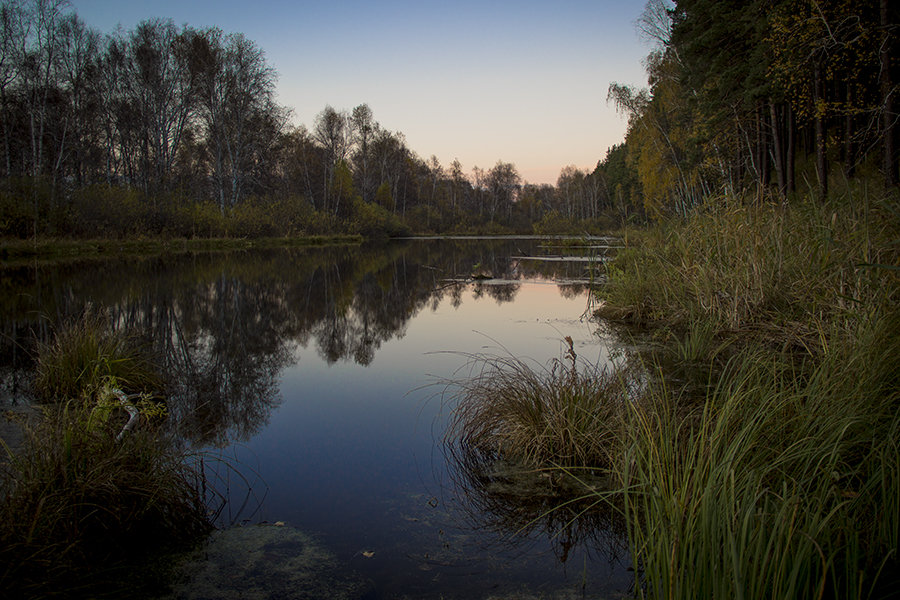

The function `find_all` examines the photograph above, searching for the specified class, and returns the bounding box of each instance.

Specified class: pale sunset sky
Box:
[72,0,650,185]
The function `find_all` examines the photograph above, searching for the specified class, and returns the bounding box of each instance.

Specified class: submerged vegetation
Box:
[0,313,211,598]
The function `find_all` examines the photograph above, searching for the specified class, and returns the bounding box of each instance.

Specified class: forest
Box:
[0,0,618,240]
[609,0,899,218]
[0,0,898,241]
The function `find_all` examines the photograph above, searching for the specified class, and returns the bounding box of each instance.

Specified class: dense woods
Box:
[603,0,899,220]
[0,0,897,240]
[0,0,622,239]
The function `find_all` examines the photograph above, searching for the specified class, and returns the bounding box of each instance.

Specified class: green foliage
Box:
[70,184,151,238]
[348,197,409,239]
[614,309,900,599]
[590,188,900,598]
[33,312,164,403]
[0,401,210,597]
[599,191,900,350]
[532,210,577,235]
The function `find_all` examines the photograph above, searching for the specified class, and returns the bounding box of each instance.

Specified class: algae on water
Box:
[164,524,372,600]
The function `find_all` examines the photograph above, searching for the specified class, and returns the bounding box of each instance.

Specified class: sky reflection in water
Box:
[0,239,632,598]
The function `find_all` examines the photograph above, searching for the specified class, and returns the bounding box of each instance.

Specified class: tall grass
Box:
[616,310,899,599]
[446,189,899,598]
[446,338,633,471]
[0,402,211,597]
[0,313,211,597]
[598,192,900,355]
[599,190,900,599]
[33,311,163,403]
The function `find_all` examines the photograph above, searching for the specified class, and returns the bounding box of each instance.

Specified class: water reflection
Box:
[444,440,628,562]
[0,238,629,598]
[1,239,603,449]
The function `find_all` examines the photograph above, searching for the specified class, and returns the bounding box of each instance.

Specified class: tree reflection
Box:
[0,239,600,446]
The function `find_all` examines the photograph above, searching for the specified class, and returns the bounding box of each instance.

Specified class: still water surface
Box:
[0,238,632,599]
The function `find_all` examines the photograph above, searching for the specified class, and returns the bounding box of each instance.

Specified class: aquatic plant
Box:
[33,311,163,403]
[0,401,211,597]
[0,313,212,597]
[591,190,900,599]
[446,337,634,471]
[613,310,900,599]
[598,191,900,358]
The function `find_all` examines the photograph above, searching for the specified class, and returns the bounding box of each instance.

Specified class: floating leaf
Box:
[362,550,375,558]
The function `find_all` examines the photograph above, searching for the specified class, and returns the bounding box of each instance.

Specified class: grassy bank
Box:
[447,189,900,598]
[0,234,364,265]
[0,313,211,598]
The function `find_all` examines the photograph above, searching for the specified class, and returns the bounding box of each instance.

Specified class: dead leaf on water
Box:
[362,551,375,558]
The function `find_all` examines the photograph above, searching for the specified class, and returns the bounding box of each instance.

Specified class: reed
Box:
[614,309,899,599]
[593,189,900,599]
[446,337,634,471]
[598,192,900,359]
[445,190,899,598]
[33,311,163,403]
[0,313,211,597]
[0,402,210,597]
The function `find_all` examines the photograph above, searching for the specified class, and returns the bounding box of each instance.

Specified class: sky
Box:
[71,0,651,185]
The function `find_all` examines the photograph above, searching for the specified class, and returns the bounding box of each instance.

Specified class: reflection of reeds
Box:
[443,434,628,566]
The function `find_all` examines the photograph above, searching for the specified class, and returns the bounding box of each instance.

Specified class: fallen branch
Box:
[111,388,141,441]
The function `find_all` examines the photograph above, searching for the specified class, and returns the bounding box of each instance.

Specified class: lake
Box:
[0,238,633,599]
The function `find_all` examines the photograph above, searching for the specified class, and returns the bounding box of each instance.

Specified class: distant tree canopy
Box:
[6,0,892,238]
[0,0,634,238]
[606,0,899,220]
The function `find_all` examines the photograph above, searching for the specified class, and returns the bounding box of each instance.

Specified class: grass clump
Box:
[0,314,211,597]
[615,311,900,599]
[33,311,163,403]
[446,338,633,471]
[445,190,899,598]
[593,190,900,599]
[0,403,210,597]
[598,192,900,356]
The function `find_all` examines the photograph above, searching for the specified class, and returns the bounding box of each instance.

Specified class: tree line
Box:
[0,0,629,239]
[600,0,899,220]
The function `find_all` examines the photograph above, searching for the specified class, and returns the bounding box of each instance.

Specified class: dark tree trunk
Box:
[814,62,828,199]
[882,0,898,186]
[770,101,786,197]
[843,84,855,178]
[786,103,795,194]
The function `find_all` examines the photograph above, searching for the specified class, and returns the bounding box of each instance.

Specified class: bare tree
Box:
[57,12,99,185]
[636,0,675,55]
[313,105,349,214]
[0,0,25,176]
[127,18,194,193]
[192,29,279,209]
[350,103,376,202]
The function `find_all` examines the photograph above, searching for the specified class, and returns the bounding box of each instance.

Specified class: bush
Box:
[70,184,149,238]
